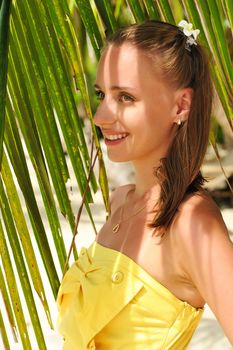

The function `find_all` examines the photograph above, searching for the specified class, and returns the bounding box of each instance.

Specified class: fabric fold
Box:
[57,246,144,349]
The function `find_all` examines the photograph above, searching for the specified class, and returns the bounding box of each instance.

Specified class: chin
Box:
[108,157,130,163]
[107,153,131,163]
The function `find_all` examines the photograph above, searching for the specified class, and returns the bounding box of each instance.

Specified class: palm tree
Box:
[0,0,232,348]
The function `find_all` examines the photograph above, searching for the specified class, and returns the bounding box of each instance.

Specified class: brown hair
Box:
[103,20,214,236]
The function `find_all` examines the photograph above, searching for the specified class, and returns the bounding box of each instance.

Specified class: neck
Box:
[130,157,161,201]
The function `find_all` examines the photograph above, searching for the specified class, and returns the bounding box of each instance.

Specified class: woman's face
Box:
[94,43,179,164]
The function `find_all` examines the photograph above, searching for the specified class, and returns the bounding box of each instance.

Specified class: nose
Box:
[93,98,117,128]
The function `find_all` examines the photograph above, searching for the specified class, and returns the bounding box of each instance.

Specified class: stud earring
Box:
[177,119,182,126]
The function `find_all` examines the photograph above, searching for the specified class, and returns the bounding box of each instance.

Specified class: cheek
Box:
[119,102,172,136]
[118,105,144,128]
[145,104,174,133]
[144,92,174,122]
[140,109,169,133]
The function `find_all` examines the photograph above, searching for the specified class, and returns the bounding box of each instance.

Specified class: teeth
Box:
[106,133,128,141]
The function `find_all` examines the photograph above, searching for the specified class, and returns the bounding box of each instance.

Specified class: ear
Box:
[173,87,193,123]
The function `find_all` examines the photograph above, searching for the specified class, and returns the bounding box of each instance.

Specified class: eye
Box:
[95,90,104,100]
[119,93,134,102]
[94,90,134,103]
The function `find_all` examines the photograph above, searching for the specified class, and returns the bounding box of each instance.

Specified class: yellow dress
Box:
[56,240,204,350]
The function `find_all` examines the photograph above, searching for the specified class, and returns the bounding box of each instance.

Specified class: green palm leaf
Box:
[126,0,146,22]
[0,0,12,165]
[0,310,10,350]
[0,222,33,349]
[156,0,175,23]
[181,0,233,125]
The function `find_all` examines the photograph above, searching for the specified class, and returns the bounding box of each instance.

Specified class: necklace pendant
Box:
[112,223,120,233]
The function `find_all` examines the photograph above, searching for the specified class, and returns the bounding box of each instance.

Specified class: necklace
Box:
[112,188,148,234]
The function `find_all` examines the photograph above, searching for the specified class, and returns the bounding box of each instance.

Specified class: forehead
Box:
[96,43,163,88]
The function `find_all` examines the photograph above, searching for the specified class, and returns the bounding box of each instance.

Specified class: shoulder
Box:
[171,190,233,344]
[171,189,230,263]
[170,189,229,277]
[173,189,228,237]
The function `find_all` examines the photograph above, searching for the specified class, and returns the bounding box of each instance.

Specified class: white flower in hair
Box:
[178,20,200,51]
[178,20,200,39]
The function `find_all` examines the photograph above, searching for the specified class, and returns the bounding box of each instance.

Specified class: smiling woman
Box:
[56,19,233,350]
[93,42,182,165]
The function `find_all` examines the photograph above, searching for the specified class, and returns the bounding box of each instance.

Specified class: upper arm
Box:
[175,198,233,345]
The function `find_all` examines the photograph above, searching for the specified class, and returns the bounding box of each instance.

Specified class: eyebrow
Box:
[94,83,136,91]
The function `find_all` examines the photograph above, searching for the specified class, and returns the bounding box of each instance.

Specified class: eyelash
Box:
[94,90,134,103]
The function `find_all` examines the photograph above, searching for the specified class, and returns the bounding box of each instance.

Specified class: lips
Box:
[104,133,128,141]
[103,133,129,146]
[102,130,129,138]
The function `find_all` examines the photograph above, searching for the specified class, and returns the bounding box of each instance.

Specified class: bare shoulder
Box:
[173,189,229,240]
[171,189,230,261]
[170,188,230,277]
[171,190,233,344]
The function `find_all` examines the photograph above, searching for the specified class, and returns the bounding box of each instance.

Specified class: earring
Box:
[177,119,182,126]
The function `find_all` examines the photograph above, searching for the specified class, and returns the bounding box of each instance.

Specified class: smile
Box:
[105,133,128,141]
[104,133,129,146]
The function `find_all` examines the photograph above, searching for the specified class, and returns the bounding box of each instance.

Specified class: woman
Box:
[57,20,233,349]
